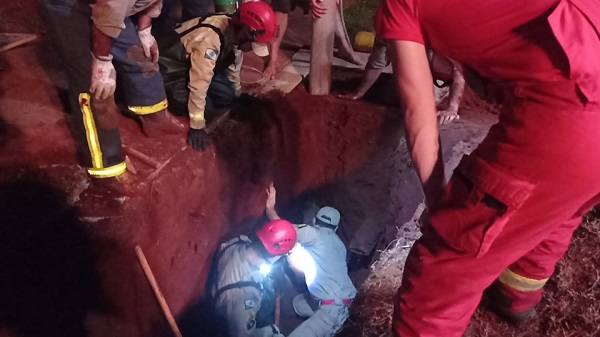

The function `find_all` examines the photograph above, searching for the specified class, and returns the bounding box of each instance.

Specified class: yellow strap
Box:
[79,93,103,169]
[498,268,548,292]
[88,162,127,178]
[129,99,168,115]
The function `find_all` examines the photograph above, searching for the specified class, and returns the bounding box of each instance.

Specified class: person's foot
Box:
[263,60,278,80]
[484,283,537,325]
[140,110,186,137]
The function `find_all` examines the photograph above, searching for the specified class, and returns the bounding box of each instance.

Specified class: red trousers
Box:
[393,98,600,336]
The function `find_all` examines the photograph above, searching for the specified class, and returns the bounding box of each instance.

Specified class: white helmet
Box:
[315,207,340,229]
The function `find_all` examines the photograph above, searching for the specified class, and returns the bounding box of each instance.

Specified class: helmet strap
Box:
[315,218,338,231]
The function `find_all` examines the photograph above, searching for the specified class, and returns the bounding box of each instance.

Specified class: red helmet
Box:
[256,219,297,255]
[237,1,277,43]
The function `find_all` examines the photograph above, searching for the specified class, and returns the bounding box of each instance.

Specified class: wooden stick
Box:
[123,145,161,168]
[135,246,183,337]
[125,155,137,175]
[309,0,336,95]
[0,34,39,52]
[275,292,281,326]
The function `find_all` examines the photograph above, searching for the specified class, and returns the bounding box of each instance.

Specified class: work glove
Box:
[138,26,159,63]
[187,127,211,151]
[90,53,116,100]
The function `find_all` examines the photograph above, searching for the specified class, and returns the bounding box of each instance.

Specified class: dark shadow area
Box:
[0,172,109,337]
[329,67,398,107]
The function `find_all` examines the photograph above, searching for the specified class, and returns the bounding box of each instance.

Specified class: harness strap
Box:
[319,298,353,306]
[215,281,263,300]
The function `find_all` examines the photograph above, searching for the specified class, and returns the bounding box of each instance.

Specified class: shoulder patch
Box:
[204,48,219,61]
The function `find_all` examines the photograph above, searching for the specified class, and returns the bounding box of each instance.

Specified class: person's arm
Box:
[338,39,387,100]
[389,40,445,209]
[265,183,281,220]
[437,59,465,124]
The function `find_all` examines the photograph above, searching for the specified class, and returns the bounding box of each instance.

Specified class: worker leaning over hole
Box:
[338,34,466,125]
[375,0,600,335]
[39,0,186,184]
[155,0,277,152]
[209,219,296,337]
[265,184,357,337]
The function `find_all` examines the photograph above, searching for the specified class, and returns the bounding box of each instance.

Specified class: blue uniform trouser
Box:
[39,0,167,178]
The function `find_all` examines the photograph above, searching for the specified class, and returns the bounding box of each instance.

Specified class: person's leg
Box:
[289,304,348,337]
[39,0,126,178]
[492,192,600,319]
[110,17,185,136]
[204,72,236,121]
[333,0,362,65]
[393,101,600,336]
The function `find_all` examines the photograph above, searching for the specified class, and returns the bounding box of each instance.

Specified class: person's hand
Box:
[138,26,159,63]
[310,0,327,18]
[437,108,460,125]
[187,128,211,151]
[90,54,116,100]
[337,92,363,101]
[266,183,277,210]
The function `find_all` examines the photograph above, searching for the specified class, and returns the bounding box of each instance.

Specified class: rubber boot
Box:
[485,281,537,325]
[140,109,186,137]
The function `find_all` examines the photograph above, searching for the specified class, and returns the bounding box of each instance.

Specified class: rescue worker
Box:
[265,185,357,337]
[39,0,185,181]
[374,0,600,335]
[338,37,466,125]
[157,0,277,151]
[211,219,296,337]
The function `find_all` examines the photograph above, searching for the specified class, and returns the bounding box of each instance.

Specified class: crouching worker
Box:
[265,185,357,337]
[156,0,277,151]
[211,219,297,337]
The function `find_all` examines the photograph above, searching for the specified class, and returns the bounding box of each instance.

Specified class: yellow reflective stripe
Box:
[128,99,168,115]
[88,162,127,178]
[79,93,103,169]
[498,269,548,292]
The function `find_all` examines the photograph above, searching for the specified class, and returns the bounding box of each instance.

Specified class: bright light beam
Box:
[259,263,272,276]
[287,244,317,286]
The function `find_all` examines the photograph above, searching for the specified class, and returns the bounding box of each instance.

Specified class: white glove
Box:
[90,54,116,100]
[138,26,159,63]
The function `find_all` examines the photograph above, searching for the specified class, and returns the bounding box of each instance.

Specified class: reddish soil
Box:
[2,2,598,337]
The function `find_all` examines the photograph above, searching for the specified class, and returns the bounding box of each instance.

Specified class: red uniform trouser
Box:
[393,98,600,337]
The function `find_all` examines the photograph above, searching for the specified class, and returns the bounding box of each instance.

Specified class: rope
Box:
[240,64,267,84]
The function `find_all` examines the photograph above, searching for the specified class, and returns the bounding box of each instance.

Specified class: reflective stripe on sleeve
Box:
[498,268,548,292]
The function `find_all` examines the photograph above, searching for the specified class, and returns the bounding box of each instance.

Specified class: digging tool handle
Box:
[135,246,183,337]
[123,145,161,168]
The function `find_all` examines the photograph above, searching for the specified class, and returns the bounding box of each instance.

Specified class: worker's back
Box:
[296,225,357,301]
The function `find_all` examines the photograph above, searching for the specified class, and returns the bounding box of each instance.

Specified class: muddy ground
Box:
[1,1,599,337]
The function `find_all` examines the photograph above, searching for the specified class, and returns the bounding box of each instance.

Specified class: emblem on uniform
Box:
[204,48,219,61]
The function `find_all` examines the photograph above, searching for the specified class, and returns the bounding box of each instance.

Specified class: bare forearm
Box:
[137,14,153,30]
[92,25,112,57]
[446,63,465,113]
[266,208,281,221]
[356,66,383,97]
[389,40,446,208]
